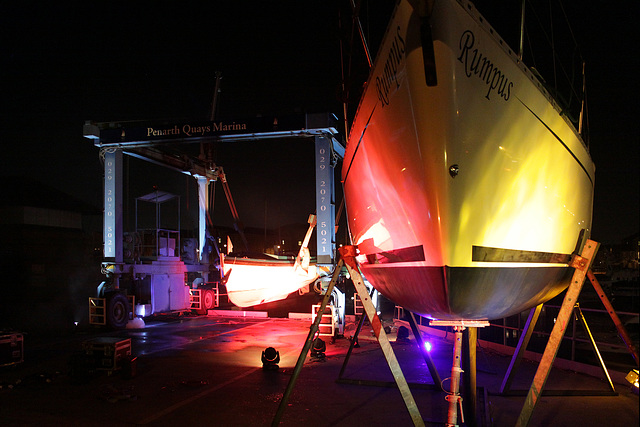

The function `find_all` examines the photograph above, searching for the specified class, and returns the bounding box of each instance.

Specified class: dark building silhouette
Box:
[0,177,103,334]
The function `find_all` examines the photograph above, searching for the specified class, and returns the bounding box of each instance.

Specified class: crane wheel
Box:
[106,293,130,329]
[195,289,215,315]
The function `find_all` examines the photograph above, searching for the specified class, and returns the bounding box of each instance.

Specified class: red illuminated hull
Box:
[342,0,594,320]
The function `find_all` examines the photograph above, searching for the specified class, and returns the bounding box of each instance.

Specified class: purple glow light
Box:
[424,341,432,352]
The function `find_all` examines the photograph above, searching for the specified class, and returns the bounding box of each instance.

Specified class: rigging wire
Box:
[524,0,585,128]
[340,0,375,142]
[549,0,557,95]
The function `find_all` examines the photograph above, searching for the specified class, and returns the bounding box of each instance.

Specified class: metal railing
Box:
[137,229,180,259]
[395,305,639,370]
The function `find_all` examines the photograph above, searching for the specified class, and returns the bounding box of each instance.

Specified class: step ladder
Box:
[89,297,106,325]
[311,304,336,337]
[189,289,202,310]
[354,294,364,316]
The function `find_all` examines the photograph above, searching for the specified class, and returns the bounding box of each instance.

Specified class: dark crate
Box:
[0,332,24,367]
[82,337,131,372]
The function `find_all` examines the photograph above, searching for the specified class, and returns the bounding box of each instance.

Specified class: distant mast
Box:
[209,71,223,122]
[579,61,586,138]
[519,0,525,60]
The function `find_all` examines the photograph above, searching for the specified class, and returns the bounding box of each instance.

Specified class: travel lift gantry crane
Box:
[83,113,348,329]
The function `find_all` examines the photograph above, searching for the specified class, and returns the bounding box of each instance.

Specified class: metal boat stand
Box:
[513,240,610,427]
[336,301,443,392]
[429,320,490,427]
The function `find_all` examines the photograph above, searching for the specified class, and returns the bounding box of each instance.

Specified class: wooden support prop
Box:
[271,258,344,426]
[516,239,599,427]
[587,270,639,367]
[574,303,615,392]
[500,304,543,395]
[341,246,426,427]
[338,296,368,380]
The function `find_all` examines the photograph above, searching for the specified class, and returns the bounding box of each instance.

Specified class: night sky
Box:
[1,1,638,244]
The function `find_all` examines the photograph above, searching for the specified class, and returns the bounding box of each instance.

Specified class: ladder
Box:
[312,304,336,337]
[89,297,106,325]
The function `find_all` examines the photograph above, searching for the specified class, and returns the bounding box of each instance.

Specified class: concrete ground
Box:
[0,313,637,426]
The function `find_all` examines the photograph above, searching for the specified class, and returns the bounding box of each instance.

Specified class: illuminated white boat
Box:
[221,216,328,308]
[221,250,321,308]
[342,0,595,320]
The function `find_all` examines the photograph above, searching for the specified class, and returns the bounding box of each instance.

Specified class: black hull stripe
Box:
[360,244,572,264]
[517,97,594,186]
[472,245,572,264]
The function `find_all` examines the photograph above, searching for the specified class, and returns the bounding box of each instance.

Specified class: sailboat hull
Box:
[360,264,572,320]
[342,0,594,320]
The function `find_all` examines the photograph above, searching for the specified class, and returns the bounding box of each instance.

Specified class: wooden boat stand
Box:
[273,240,634,427]
[272,246,494,427]
[272,246,428,427]
[510,239,639,427]
[272,245,503,427]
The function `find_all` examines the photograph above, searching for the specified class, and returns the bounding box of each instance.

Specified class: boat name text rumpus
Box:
[457,30,513,101]
[376,25,406,107]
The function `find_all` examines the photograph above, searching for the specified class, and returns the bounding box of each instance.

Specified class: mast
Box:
[209,71,223,122]
[519,0,525,60]
[351,0,373,68]
[579,61,585,136]
[340,0,374,140]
